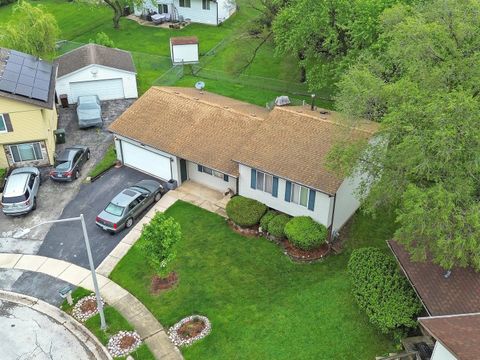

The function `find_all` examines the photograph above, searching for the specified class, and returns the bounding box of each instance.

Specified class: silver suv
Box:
[1,167,41,216]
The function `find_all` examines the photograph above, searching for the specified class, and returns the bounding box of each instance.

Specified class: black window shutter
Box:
[197,164,202,172]
[223,174,229,182]
[3,113,13,132]
[250,168,256,189]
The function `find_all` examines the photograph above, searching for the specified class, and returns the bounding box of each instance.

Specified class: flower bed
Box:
[72,295,104,322]
[168,315,212,347]
[227,219,261,237]
[107,331,142,357]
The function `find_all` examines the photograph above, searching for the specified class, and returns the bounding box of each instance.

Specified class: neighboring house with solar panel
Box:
[0,48,58,169]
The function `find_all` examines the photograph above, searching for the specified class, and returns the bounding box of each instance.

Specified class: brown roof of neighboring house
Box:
[108,86,265,176]
[234,106,378,194]
[0,48,57,109]
[170,36,199,45]
[419,313,480,360]
[388,240,480,316]
[55,44,136,78]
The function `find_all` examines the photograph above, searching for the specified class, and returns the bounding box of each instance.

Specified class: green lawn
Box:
[88,143,117,179]
[110,201,395,359]
[61,288,155,360]
[0,0,335,105]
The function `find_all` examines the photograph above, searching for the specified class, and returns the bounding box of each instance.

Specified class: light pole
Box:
[15,214,107,330]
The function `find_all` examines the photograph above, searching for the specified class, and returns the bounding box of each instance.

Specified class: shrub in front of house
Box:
[260,210,278,232]
[348,247,422,334]
[284,216,327,250]
[268,214,291,238]
[226,196,267,227]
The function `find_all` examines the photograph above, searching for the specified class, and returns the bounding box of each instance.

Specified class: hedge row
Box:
[227,196,327,250]
[348,247,422,334]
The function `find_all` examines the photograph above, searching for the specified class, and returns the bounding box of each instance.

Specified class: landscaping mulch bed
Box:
[168,315,212,347]
[227,220,261,237]
[72,295,104,322]
[150,272,178,293]
[107,331,142,357]
[282,241,330,263]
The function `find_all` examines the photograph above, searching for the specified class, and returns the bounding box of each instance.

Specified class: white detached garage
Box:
[55,44,138,104]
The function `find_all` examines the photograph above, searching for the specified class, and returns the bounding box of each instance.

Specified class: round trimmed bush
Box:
[259,210,277,232]
[284,216,327,250]
[226,196,267,227]
[268,214,290,238]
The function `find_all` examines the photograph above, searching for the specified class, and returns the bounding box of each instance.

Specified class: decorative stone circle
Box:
[107,331,142,357]
[72,295,104,322]
[168,315,212,346]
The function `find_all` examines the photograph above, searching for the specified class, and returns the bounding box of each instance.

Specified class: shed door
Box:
[70,78,124,102]
[121,140,173,181]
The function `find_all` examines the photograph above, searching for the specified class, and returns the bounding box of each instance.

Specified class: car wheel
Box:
[154,192,162,202]
[125,218,134,228]
[74,170,80,179]
[32,197,37,210]
[86,151,91,160]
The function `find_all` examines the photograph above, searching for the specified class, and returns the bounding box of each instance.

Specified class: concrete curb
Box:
[0,289,112,360]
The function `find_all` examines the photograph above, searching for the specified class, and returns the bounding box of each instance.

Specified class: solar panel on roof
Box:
[33,78,49,90]
[2,70,19,82]
[35,69,51,81]
[20,66,36,78]
[0,79,17,93]
[8,54,24,65]
[31,88,48,102]
[18,74,35,86]
[15,83,33,97]
[5,61,21,73]
[37,61,52,72]
[23,57,38,69]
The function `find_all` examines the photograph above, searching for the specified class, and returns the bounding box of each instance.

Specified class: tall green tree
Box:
[272,0,415,89]
[331,0,480,271]
[0,2,59,58]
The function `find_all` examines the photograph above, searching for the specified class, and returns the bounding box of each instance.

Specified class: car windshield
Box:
[2,191,28,204]
[78,102,99,110]
[55,161,71,171]
[104,203,124,217]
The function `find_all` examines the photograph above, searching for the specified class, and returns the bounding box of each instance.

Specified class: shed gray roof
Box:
[55,44,136,78]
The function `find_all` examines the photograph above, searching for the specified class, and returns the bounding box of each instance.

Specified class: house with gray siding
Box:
[108,86,377,234]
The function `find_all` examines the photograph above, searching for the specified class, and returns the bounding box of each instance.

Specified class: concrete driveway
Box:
[0,100,133,248]
[37,166,159,268]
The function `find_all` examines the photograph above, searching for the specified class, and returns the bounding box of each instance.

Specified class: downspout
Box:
[235,176,239,195]
[216,1,219,25]
[118,137,124,164]
[329,193,337,243]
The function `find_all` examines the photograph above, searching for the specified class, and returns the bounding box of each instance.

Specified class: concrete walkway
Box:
[0,253,182,360]
[0,290,111,360]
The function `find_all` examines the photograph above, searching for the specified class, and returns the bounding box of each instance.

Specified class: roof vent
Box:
[319,110,330,115]
[444,270,452,279]
[251,113,256,117]
[193,97,199,100]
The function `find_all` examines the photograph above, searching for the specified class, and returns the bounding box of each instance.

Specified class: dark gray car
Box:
[77,95,102,128]
[50,146,90,182]
[95,180,164,233]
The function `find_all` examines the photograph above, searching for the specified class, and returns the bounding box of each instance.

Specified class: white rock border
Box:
[107,330,142,357]
[168,315,212,347]
[72,295,104,322]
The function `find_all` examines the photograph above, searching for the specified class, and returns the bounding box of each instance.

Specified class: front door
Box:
[180,159,188,183]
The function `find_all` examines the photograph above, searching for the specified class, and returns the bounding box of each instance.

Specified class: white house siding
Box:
[331,172,363,233]
[135,0,219,25]
[431,342,457,360]
[114,135,180,182]
[237,164,333,227]
[217,0,236,23]
[170,43,199,64]
[56,65,138,104]
[187,160,236,193]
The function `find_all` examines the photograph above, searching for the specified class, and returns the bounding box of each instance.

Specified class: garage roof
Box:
[55,44,136,78]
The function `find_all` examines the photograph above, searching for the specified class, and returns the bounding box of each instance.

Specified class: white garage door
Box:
[70,78,124,102]
[121,141,172,181]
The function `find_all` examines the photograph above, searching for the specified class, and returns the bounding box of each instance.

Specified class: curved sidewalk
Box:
[0,253,182,360]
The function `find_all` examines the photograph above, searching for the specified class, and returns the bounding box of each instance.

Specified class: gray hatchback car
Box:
[95,180,164,233]
[77,95,102,128]
[1,167,41,216]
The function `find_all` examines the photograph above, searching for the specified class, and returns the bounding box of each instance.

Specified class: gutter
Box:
[329,193,337,242]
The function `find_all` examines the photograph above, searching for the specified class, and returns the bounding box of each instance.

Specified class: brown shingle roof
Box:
[420,314,480,360]
[108,87,266,176]
[170,36,199,45]
[55,44,135,78]
[388,240,480,316]
[234,106,378,194]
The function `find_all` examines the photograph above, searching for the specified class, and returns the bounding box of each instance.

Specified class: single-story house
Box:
[55,44,138,104]
[134,0,236,26]
[109,87,377,233]
[0,48,58,168]
[419,314,480,360]
[388,240,480,360]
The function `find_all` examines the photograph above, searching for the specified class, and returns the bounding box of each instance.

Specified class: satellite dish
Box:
[195,81,205,90]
